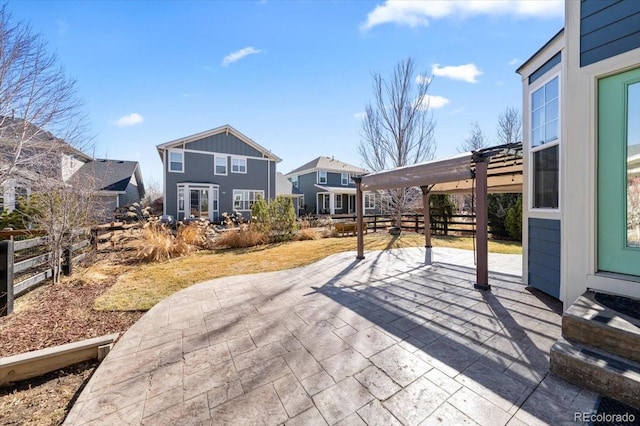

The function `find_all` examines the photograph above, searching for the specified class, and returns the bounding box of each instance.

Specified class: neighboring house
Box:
[72,159,146,220]
[284,157,368,215]
[275,172,304,215]
[156,125,281,221]
[516,0,640,304]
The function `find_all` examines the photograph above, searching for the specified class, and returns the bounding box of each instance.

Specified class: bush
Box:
[214,226,268,249]
[250,196,298,242]
[137,223,191,262]
[293,229,320,241]
[505,195,522,241]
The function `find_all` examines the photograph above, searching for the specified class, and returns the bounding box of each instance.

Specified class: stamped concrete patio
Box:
[65,247,597,425]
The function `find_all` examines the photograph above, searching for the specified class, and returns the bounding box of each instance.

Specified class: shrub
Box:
[250,196,298,242]
[215,226,268,249]
[177,222,209,248]
[137,223,190,262]
[294,229,319,241]
[505,195,522,241]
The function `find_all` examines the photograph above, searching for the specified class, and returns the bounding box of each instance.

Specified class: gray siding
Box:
[528,218,561,299]
[528,52,561,84]
[581,0,640,67]
[164,150,276,219]
[297,173,318,214]
[120,182,141,206]
[185,132,264,157]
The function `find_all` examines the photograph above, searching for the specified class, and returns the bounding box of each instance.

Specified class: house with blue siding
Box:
[156,125,281,221]
[518,0,640,405]
[284,157,368,215]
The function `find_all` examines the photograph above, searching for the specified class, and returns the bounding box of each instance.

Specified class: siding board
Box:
[528,52,561,84]
[528,218,561,299]
[580,0,640,66]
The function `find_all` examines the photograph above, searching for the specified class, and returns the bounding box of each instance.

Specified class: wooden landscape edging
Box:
[0,333,119,386]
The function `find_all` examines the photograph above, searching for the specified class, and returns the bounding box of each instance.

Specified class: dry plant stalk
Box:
[137,224,190,262]
[214,226,267,249]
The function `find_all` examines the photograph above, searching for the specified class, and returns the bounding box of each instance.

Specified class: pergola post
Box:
[421,186,432,265]
[474,157,490,290]
[353,176,365,260]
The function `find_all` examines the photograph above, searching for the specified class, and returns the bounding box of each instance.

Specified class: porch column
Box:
[353,177,364,260]
[474,157,490,290]
[329,193,335,215]
[421,186,432,265]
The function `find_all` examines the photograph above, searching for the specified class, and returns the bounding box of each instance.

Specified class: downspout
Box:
[163,149,167,216]
[353,176,364,260]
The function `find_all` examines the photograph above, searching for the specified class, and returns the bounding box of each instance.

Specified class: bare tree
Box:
[459,121,488,152]
[0,5,88,186]
[496,106,522,145]
[358,58,436,226]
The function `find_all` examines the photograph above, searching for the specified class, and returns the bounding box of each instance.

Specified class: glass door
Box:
[190,189,209,219]
[598,67,640,276]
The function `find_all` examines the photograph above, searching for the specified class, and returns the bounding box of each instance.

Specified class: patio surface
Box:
[65,247,598,425]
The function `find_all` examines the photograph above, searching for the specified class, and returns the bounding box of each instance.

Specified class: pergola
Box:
[352,142,523,290]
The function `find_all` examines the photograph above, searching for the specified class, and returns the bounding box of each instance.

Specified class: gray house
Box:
[275,172,304,214]
[73,159,145,220]
[157,125,281,221]
[284,157,368,215]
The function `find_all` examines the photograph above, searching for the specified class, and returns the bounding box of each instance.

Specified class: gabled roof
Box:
[156,124,282,162]
[516,28,564,75]
[73,159,145,197]
[285,156,368,177]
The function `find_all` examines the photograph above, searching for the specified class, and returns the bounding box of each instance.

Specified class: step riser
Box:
[562,315,640,364]
[551,346,640,409]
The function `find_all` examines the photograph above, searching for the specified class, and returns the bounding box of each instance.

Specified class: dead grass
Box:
[136,224,191,262]
[293,228,320,241]
[214,227,268,249]
[95,232,521,312]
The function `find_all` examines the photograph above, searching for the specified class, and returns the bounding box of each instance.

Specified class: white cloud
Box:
[354,112,367,120]
[415,74,432,85]
[361,0,563,30]
[432,63,482,83]
[509,58,520,66]
[115,113,144,127]
[416,94,450,110]
[222,47,262,66]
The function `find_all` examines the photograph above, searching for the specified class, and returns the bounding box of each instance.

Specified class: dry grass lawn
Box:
[95,233,521,312]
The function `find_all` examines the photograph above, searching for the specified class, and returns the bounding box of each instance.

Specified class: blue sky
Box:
[10,0,564,188]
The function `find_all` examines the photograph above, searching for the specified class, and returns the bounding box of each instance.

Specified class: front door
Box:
[190,188,209,219]
[598,67,640,276]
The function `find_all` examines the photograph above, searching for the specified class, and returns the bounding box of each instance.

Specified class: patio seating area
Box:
[65,247,597,425]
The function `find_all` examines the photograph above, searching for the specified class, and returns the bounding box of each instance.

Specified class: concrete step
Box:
[550,337,640,409]
[562,291,640,363]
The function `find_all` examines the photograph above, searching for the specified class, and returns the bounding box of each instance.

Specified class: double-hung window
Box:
[341,173,349,186]
[531,75,559,209]
[291,176,298,188]
[169,149,184,172]
[231,157,247,173]
[336,194,342,209]
[318,170,327,184]
[364,193,376,209]
[233,190,264,211]
[215,156,228,175]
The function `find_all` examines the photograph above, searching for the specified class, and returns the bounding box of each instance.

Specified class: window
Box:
[215,156,228,175]
[231,157,247,173]
[291,176,298,188]
[178,187,185,215]
[318,170,327,184]
[169,149,183,172]
[341,173,349,186]
[336,194,342,209]
[365,193,376,209]
[321,194,330,211]
[233,190,264,211]
[531,76,560,209]
[15,186,28,210]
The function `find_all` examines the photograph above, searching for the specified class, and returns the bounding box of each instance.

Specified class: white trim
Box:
[214,155,228,176]
[285,166,367,179]
[290,175,299,188]
[341,173,349,186]
[231,156,247,174]
[364,192,376,209]
[336,194,342,210]
[177,183,219,221]
[163,150,167,215]
[168,149,184,173]
[183,149,272,161]
[156,124,282,162]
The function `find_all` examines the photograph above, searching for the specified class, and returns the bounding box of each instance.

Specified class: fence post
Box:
[62,247,72,276]
[90,228,98,251]
[444,215,449,235]
[0,240,14,317]
[415,215,419,233]
[373,216,377,232]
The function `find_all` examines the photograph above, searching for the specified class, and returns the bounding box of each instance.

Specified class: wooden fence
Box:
[333,213,492,237]
[0,222,138,317]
